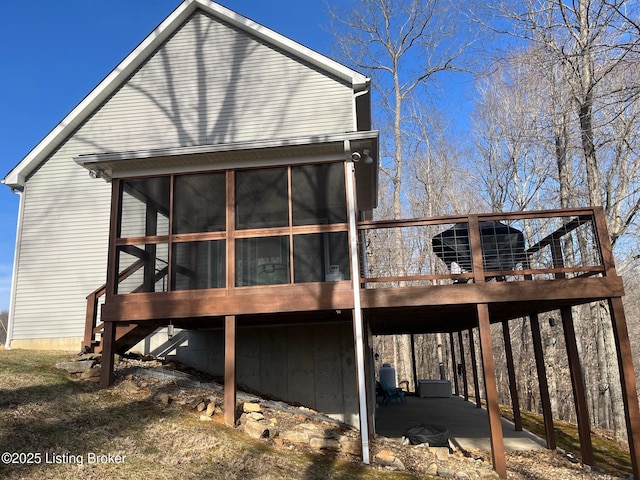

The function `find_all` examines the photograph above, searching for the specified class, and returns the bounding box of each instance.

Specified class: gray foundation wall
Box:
[171,322,360,427]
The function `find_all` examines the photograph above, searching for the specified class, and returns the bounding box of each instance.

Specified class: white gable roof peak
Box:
[198,0,369,89]
[3,0,370,189]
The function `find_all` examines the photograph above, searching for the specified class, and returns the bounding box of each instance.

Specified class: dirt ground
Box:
[109,354,629,480]
[0,349,631,480]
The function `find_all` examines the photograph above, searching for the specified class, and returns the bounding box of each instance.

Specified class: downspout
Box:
[4,187,25,349]
[345,141,370,464]
[352,88,370,132]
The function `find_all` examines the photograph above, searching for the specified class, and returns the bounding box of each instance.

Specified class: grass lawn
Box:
[499,404,632,476]
[0,349,419,480]
[2,349,633,479]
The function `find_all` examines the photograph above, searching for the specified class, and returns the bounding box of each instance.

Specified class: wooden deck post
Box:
[477,304,507,479]
[593,208,640,476]
[84,292,99,351]
[143,203,157,292]
[467,215,485,409]
[105,179,121,300]
[468,328,482,408]
[410,334,419,393]
[450,332,459,396]
[99,320,116,388]
[561,306,594,465]
[502,321,522,431]
[530,313,556,450]
[224,315,237,427]
[458,330,469,401]
[608,297,640,479]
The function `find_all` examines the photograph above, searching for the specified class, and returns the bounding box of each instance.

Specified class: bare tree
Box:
[0,310,8,346]
[471,50,557,213]
[475,0,640,439]
[330,0,473,226]
[330,0,474,391]
[480,0,640,236]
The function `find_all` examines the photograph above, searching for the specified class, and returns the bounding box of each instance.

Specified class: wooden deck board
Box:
[363,276,624,334]
[101,275,623,336]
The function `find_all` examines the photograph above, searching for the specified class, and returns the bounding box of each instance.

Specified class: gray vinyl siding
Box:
[12,141,111,340]
[10,11,355,341]
[75,11,355,151]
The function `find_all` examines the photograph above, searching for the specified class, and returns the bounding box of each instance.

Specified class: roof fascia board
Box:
[3,0,369,189]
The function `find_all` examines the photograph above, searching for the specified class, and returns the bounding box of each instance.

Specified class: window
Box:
[173,240,225,290]
[235,167,288,229]
[120,177,170,238]
[116,243,169,293]
[236,236,290,286]
[292,163,347,226]
[293,232,350,283]
[173,173,226,234]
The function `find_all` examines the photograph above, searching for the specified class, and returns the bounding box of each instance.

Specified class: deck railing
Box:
[84,207,614,349]
[83,258,166,351]
[357,207,612,288]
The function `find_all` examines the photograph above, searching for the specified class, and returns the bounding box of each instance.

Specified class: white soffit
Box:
[74,131,379,175]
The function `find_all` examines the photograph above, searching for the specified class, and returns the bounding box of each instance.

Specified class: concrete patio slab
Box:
[374,395,547,452]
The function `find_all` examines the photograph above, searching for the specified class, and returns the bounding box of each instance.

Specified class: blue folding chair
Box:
[379,379,406,405]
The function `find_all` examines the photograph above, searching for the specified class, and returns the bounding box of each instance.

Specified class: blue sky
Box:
[0,0,344,311]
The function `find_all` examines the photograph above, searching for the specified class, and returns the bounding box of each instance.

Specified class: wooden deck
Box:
[94,207,621,327]
[364,275,624,334]
[88,205,640,480]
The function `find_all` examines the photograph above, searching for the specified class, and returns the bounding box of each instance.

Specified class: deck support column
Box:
[608,297,640,479]
[410,334,419,393]
[477,304,507,479]
[143,203,157,292]
[99,320,116,388]
[458,330,469,400]
[99,178,120,381]
[530,313,556,449]
[502,321,522,431]
[224,315,237,427]
[450,332,459,396]
[468,328,482,408]
[561,306,594,465]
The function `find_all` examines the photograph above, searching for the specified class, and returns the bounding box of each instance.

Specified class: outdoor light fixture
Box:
[168,321,174,340]
[350,149,373,164]
[87,168,112,181]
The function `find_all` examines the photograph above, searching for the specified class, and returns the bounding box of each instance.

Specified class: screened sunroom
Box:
[114,162,352,295]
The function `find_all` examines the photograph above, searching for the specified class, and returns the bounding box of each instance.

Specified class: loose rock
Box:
[243,419,270,439]
[338,439,362,456]
[80,366,101,379]
[56,360,95,374]
[426,462,438,475]
[309,437,340,450]
[279,431,310,444]
[430,446,451,460]
[243,402,261,413]
[119,379,140,394]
